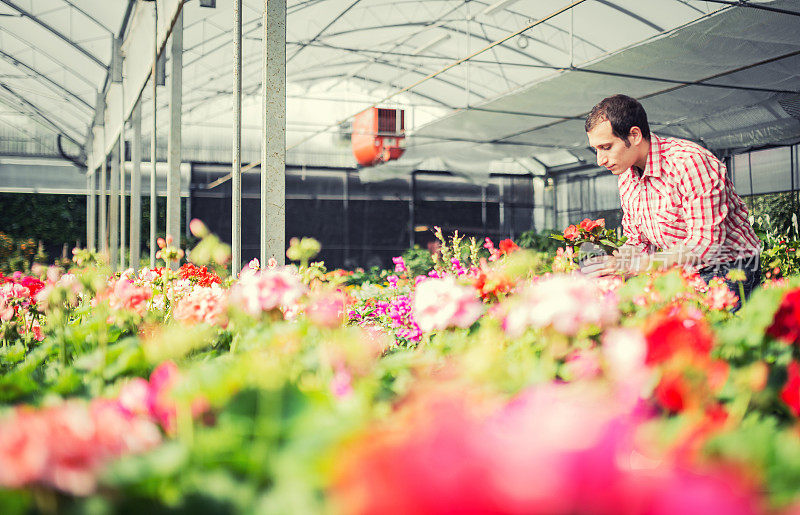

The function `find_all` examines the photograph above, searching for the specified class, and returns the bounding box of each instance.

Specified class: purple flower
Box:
[392,256,407,274]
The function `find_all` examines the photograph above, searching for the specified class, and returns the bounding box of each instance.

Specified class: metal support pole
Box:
[790,145,796,222]
[232,0,242,275]
[569,4,574,67]
[100,158,108,254]
[789,146,795,216]
[343,170,349,265]
[530,175,536,233]
[87,168,96,251]
[167,9,183,269]
[499,178,505,237]
[465,1,470,108]
[185,189,192,239]
[408,172,416,248]
[119,130,126,270]
[261,0,287,266]
[130,99,142,270]
[109,139,120,271]
[551,176,558,230]
[481,185,487,236]
[150,2,158,267]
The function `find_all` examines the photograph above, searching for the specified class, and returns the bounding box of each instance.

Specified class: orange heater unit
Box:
[351,107,406,167]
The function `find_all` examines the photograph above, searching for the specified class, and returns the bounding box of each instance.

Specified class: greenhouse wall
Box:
[190,164,536,270]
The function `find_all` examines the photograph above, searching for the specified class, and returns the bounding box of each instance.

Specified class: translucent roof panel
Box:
[0,0,126,156]
[0,0,798,177]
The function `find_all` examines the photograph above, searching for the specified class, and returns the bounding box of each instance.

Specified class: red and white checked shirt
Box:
[618,134,760,266]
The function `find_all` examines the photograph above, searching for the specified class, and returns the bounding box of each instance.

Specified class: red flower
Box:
[766,288,800,345]
[498,238,519,255]
[643,305,714,365]
[19,276,44,299]
[579,218,605,232]
[781,361,800,417]
[178,263,222,288]
[563,225,580,241]
[472,270,514,301]
[655,370,692,413]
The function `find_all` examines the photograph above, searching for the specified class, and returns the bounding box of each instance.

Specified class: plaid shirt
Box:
[619,134,760,266]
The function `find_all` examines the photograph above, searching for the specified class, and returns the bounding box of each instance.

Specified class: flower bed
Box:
[1,220,800,513]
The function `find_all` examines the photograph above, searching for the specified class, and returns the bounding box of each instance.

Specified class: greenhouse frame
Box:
[0,0,797,270]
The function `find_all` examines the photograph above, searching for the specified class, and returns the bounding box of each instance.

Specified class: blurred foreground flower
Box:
[503,274,619,337]
[332,383,760,515]
[0,399,160,495]
[230,266,306,318]
[413,277,482,332]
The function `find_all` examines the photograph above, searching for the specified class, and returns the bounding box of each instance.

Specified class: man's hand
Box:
[580,254,617,278]
[581,247,650,278]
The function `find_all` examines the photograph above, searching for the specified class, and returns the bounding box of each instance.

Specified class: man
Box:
[582,94,761,305]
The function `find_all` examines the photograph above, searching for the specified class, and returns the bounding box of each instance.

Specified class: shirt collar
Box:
[629,134,663,179]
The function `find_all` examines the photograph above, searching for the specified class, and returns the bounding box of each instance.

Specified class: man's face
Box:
[587,120,638,175]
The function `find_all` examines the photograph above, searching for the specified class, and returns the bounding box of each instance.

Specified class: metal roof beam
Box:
[492,48,800,145]
[594,1,664,31]
[0,29,98,90]
[700,0,800,17]
[0,49,93,112]
[263,72,458,109]
[317,22,557,67]
[287,0,362,64]
[0,82,82,145]
[0,0,107,70]
[58,0,114,35]
[287,0,588,152]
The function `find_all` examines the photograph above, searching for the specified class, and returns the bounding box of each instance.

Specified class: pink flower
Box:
[118,363,207,435]
[330,366,353,398]
[307,292,346,329]
[231,267,306,317]
[146,361,209,434]
[107,279,152,316]
[386,295,422,343]
[0,409,49,488]
[173,285,228,326]
[413,277,483,332]
[484,237,501,262]
[147,361,182,432]
[0,283,28,321]
[334,382,762,515]
[704,278,739,311]
[189,218,208,237]
[646,467,760,515]
[0,399,161,495]
[0,292,14,322]
[118,378,151,417]
[565,349,602,380]
[450,258,467,276]
[602,328,648,380]
[503,275,619,337]
[392,256,408,274]
[387,275,399,289]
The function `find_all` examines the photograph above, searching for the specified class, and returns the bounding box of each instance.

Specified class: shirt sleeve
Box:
[621,205,651,254]
[677,152,729,262]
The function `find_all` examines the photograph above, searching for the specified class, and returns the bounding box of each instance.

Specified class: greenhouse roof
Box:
[0,0,798,178]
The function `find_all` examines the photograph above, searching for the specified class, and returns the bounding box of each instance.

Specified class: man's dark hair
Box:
[585,94,651,142]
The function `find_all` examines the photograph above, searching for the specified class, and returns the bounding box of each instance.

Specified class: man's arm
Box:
[584,152,729,278]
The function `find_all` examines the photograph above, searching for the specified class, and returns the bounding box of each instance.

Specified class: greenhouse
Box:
[1,0,800,513]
